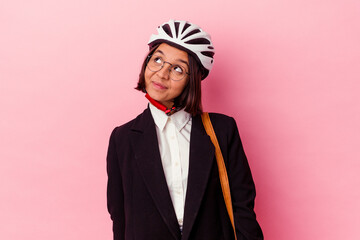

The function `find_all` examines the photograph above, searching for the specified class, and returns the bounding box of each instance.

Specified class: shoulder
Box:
[110,108,151,141]
[203,112,241,144]
[207,112,238,131]
[208,112,235,122]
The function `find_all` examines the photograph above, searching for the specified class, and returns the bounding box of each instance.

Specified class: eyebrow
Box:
[154,50,189,67]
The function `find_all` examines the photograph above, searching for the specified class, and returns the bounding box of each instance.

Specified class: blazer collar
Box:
[130,107,181,239]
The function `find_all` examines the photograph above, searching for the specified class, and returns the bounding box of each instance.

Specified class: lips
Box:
[152,81,167,90]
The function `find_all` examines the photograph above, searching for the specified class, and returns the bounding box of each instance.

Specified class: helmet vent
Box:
[175,22,180,38]
[181,23,191,34]
[201,51,215,58]
[185,38,210,45]
[162,24,173,38]
[181,29,201,40]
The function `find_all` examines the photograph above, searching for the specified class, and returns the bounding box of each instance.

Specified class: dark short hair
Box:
[135,44,203,116]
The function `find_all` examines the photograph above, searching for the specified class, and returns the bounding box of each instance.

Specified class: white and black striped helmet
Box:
[148,19,215,80]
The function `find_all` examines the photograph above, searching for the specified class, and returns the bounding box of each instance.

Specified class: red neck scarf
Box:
[145,93,177,116]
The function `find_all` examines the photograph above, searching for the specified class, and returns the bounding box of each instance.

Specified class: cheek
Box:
[174,81,188,93]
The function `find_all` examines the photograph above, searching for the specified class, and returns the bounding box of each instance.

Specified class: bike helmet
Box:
[148,19,215,80]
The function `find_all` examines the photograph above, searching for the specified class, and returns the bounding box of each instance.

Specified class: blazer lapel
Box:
[130,108,181,240]
[182,114,215,240]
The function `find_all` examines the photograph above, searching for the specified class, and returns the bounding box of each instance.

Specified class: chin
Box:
[148,92,163,102]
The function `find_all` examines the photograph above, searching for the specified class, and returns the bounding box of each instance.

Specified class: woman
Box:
[106,19,263,240]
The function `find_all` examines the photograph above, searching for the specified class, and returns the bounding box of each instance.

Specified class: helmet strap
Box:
[145,93,178,116]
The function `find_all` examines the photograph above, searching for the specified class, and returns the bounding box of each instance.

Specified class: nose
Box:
[156,63,171,80]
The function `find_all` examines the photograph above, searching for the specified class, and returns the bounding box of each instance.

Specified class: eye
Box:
[173,65,184,74]
[153,56,163,64]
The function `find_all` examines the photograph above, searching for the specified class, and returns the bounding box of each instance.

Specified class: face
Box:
[145,43,189,108]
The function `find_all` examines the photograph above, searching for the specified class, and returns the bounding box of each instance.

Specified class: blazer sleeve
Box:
[106,127,125,240]
[226,117,264,240]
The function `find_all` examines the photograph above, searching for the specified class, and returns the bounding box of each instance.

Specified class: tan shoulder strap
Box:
[201,112,237,240]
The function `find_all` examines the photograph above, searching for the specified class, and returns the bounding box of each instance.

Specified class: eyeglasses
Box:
[146,55,190,81]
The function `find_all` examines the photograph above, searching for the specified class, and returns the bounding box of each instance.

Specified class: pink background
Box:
[1,0,359,239]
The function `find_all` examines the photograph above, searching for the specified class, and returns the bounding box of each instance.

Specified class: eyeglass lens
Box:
[147,55,187,81]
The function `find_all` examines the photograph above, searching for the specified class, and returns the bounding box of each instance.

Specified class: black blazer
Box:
[106,107,263,240]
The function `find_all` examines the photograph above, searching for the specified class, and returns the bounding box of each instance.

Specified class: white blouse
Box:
[149,103,192,229]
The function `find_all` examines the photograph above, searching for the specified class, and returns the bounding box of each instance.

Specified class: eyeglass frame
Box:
[146,54,190,81]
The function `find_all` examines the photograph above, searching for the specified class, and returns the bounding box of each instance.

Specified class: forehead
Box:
[154,43,189,63]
